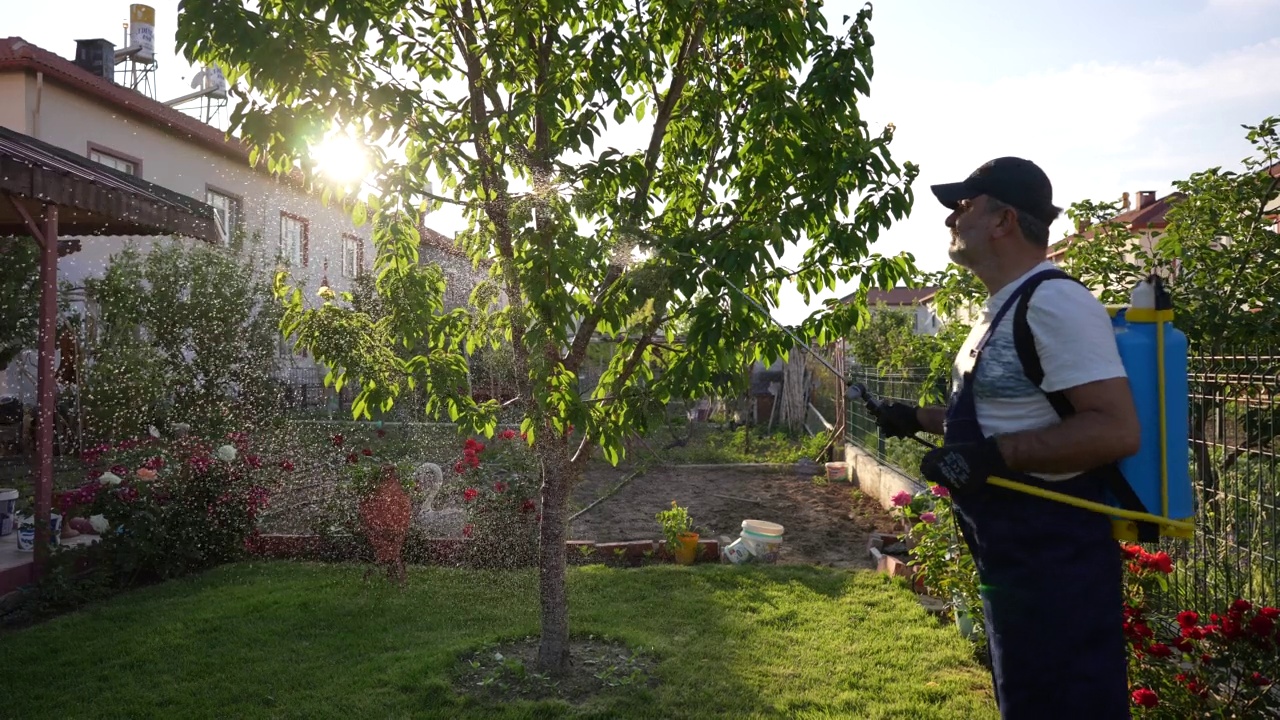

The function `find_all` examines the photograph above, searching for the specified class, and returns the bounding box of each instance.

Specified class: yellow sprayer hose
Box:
[986,475,1194,532]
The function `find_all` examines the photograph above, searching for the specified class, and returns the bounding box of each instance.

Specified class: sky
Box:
[6,0,1280,323]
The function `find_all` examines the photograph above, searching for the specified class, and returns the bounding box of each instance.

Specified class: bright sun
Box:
[310,128,370,187]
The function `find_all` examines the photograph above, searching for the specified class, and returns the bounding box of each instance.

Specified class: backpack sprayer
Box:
[673,245,1194,542]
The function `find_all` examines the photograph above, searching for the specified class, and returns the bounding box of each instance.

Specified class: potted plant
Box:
[656,501,698,566]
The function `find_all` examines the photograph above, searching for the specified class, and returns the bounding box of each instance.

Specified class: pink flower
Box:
[500,429,517,440]
[930,485,950,498]
[521,498,536,513]
[361,448,373,457]
[453,461,466,474]
[493,481,508,493]
[463,487,479,502]
[279,460,295,472]
[891,491,912,508]
[462,524,474,538]
[245,455,263,469]
[920,512,937,524]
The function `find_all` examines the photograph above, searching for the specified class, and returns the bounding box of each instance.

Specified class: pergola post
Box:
[10,197,59,579]
[33,205,59,578]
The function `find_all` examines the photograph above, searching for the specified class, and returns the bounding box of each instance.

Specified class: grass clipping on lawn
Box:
[0,562,997,719]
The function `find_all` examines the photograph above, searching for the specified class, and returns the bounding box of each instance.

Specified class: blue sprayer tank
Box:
[1107,275,1195,540]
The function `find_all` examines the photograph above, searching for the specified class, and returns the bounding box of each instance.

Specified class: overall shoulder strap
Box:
[1011,268,1084,419]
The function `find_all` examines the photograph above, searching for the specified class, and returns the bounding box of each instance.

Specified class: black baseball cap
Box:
[930,157,1059,225]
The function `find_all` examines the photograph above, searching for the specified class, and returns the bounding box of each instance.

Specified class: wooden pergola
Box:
[0,125,220,580]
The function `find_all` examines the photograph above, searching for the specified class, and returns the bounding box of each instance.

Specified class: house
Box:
[0,33,473,401]
[841,286,942,335]
[1047,190,1181,268]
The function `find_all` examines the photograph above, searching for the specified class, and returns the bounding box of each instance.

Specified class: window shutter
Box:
[356,238,365,275]
[302,221,310,266]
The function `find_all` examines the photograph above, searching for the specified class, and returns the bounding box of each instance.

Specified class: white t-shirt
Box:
[951,261,1128,480]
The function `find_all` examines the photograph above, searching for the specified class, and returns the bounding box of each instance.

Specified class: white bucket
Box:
[739,519,785,564]
[15,513,61,552]
[0,488,17,537]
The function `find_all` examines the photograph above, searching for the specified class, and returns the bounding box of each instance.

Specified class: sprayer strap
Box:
[1011,269,1081,419]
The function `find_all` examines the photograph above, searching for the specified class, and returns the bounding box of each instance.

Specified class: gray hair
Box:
[986,197,1060,247]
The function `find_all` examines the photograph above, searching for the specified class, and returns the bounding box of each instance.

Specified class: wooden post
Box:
[32,205,58,579]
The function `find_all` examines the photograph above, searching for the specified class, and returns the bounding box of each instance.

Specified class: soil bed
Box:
[570,463,898,569]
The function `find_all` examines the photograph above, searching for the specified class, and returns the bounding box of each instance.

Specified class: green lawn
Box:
[1,563,996,719]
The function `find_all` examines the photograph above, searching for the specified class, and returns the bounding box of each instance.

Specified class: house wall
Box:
[0,73,30,133]
[13,78,374,298]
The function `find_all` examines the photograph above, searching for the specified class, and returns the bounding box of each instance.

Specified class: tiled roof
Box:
[0,36,250,162]
[1048,192,1184,258]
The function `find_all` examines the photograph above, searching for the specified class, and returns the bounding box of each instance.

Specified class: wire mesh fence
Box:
[841,351,1280,611]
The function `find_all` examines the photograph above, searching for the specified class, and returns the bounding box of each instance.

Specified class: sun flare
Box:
[310,128,370,187]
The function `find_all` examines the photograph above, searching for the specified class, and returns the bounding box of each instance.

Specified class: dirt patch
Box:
[453,635,657,706]
[570,463,899,570]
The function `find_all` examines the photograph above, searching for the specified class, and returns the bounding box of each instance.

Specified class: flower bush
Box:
[1123,544,1279,717]
[899,485,985,642]
[446,432,540,569]
[55,427,276,585]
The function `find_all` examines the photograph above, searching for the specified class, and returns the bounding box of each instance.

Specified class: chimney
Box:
[1136,191,1156,210]
[74,39,116,82]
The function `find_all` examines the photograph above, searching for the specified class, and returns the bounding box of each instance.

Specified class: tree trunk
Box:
[535,437,573,674]
[778,349,809,434]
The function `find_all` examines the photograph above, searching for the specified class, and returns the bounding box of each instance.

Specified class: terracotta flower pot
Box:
[358,465,412,581]
[674,531,700,565]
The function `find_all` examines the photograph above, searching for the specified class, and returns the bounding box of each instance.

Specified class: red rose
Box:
[1172,638,1193,653]
[346,452,358,464]
[376,429,386,438]
[463,487,478,502]
[1252,673,1273,687]
[1130,688,1158,709]
[279,460,295,472]
[1249,614,1275,637]
[1177,610,1200,628]
[520,498,536,513]
[463,524,474,538]
[1232,598,1253,614]
[1147,643,1173,658]
[362,448,373,456]
[1121,544,1143,560]
[1200,653,1213,664]
[520,432,528,441]
[1261,607,1280,620]
[500,429,516,440]
[493,481,508,493]
[1145,551,1173,574]
[454,461,466,474]
[246,455,263,469]
[332,434,344,447]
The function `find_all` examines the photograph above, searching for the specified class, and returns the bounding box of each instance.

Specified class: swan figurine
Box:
[412,462,467,537]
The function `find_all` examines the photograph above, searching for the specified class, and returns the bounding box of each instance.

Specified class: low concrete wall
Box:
[844,442,925,511]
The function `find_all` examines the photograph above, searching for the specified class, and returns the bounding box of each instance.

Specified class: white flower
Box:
[98,472,123,486]
[89,514,110,533]
[317,285,335,300]
[216,445,237,462]
[148,425,161,438]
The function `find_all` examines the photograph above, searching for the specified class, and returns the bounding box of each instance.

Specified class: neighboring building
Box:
[841,286,942,335]
[0,34,471,401]
[1047,190,1181,268]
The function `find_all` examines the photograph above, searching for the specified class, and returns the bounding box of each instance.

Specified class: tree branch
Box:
[563,17,706,373]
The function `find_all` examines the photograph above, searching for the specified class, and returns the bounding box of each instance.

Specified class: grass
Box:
[0,562,996,720]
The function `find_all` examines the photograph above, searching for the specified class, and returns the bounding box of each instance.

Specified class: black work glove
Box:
[919,436,1007,492]
[870,401,924,440]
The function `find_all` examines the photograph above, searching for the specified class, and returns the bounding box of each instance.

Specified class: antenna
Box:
[114,4,157,98]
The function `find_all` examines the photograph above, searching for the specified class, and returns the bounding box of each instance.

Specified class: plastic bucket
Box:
[15,513,61,552]
[740,519,785,564]
[0,488,16,537]
[824,462,847,481]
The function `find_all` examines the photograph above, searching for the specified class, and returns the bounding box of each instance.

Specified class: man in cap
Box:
[870,158,1141,718]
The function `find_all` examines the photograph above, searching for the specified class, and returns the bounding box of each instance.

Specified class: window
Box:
[206,187,242,245]
[87,143,140,175]
[341,235,363,278]
[280,213,309,266]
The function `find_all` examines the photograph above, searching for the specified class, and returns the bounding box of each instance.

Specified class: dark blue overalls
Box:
[946,272,1131,719]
